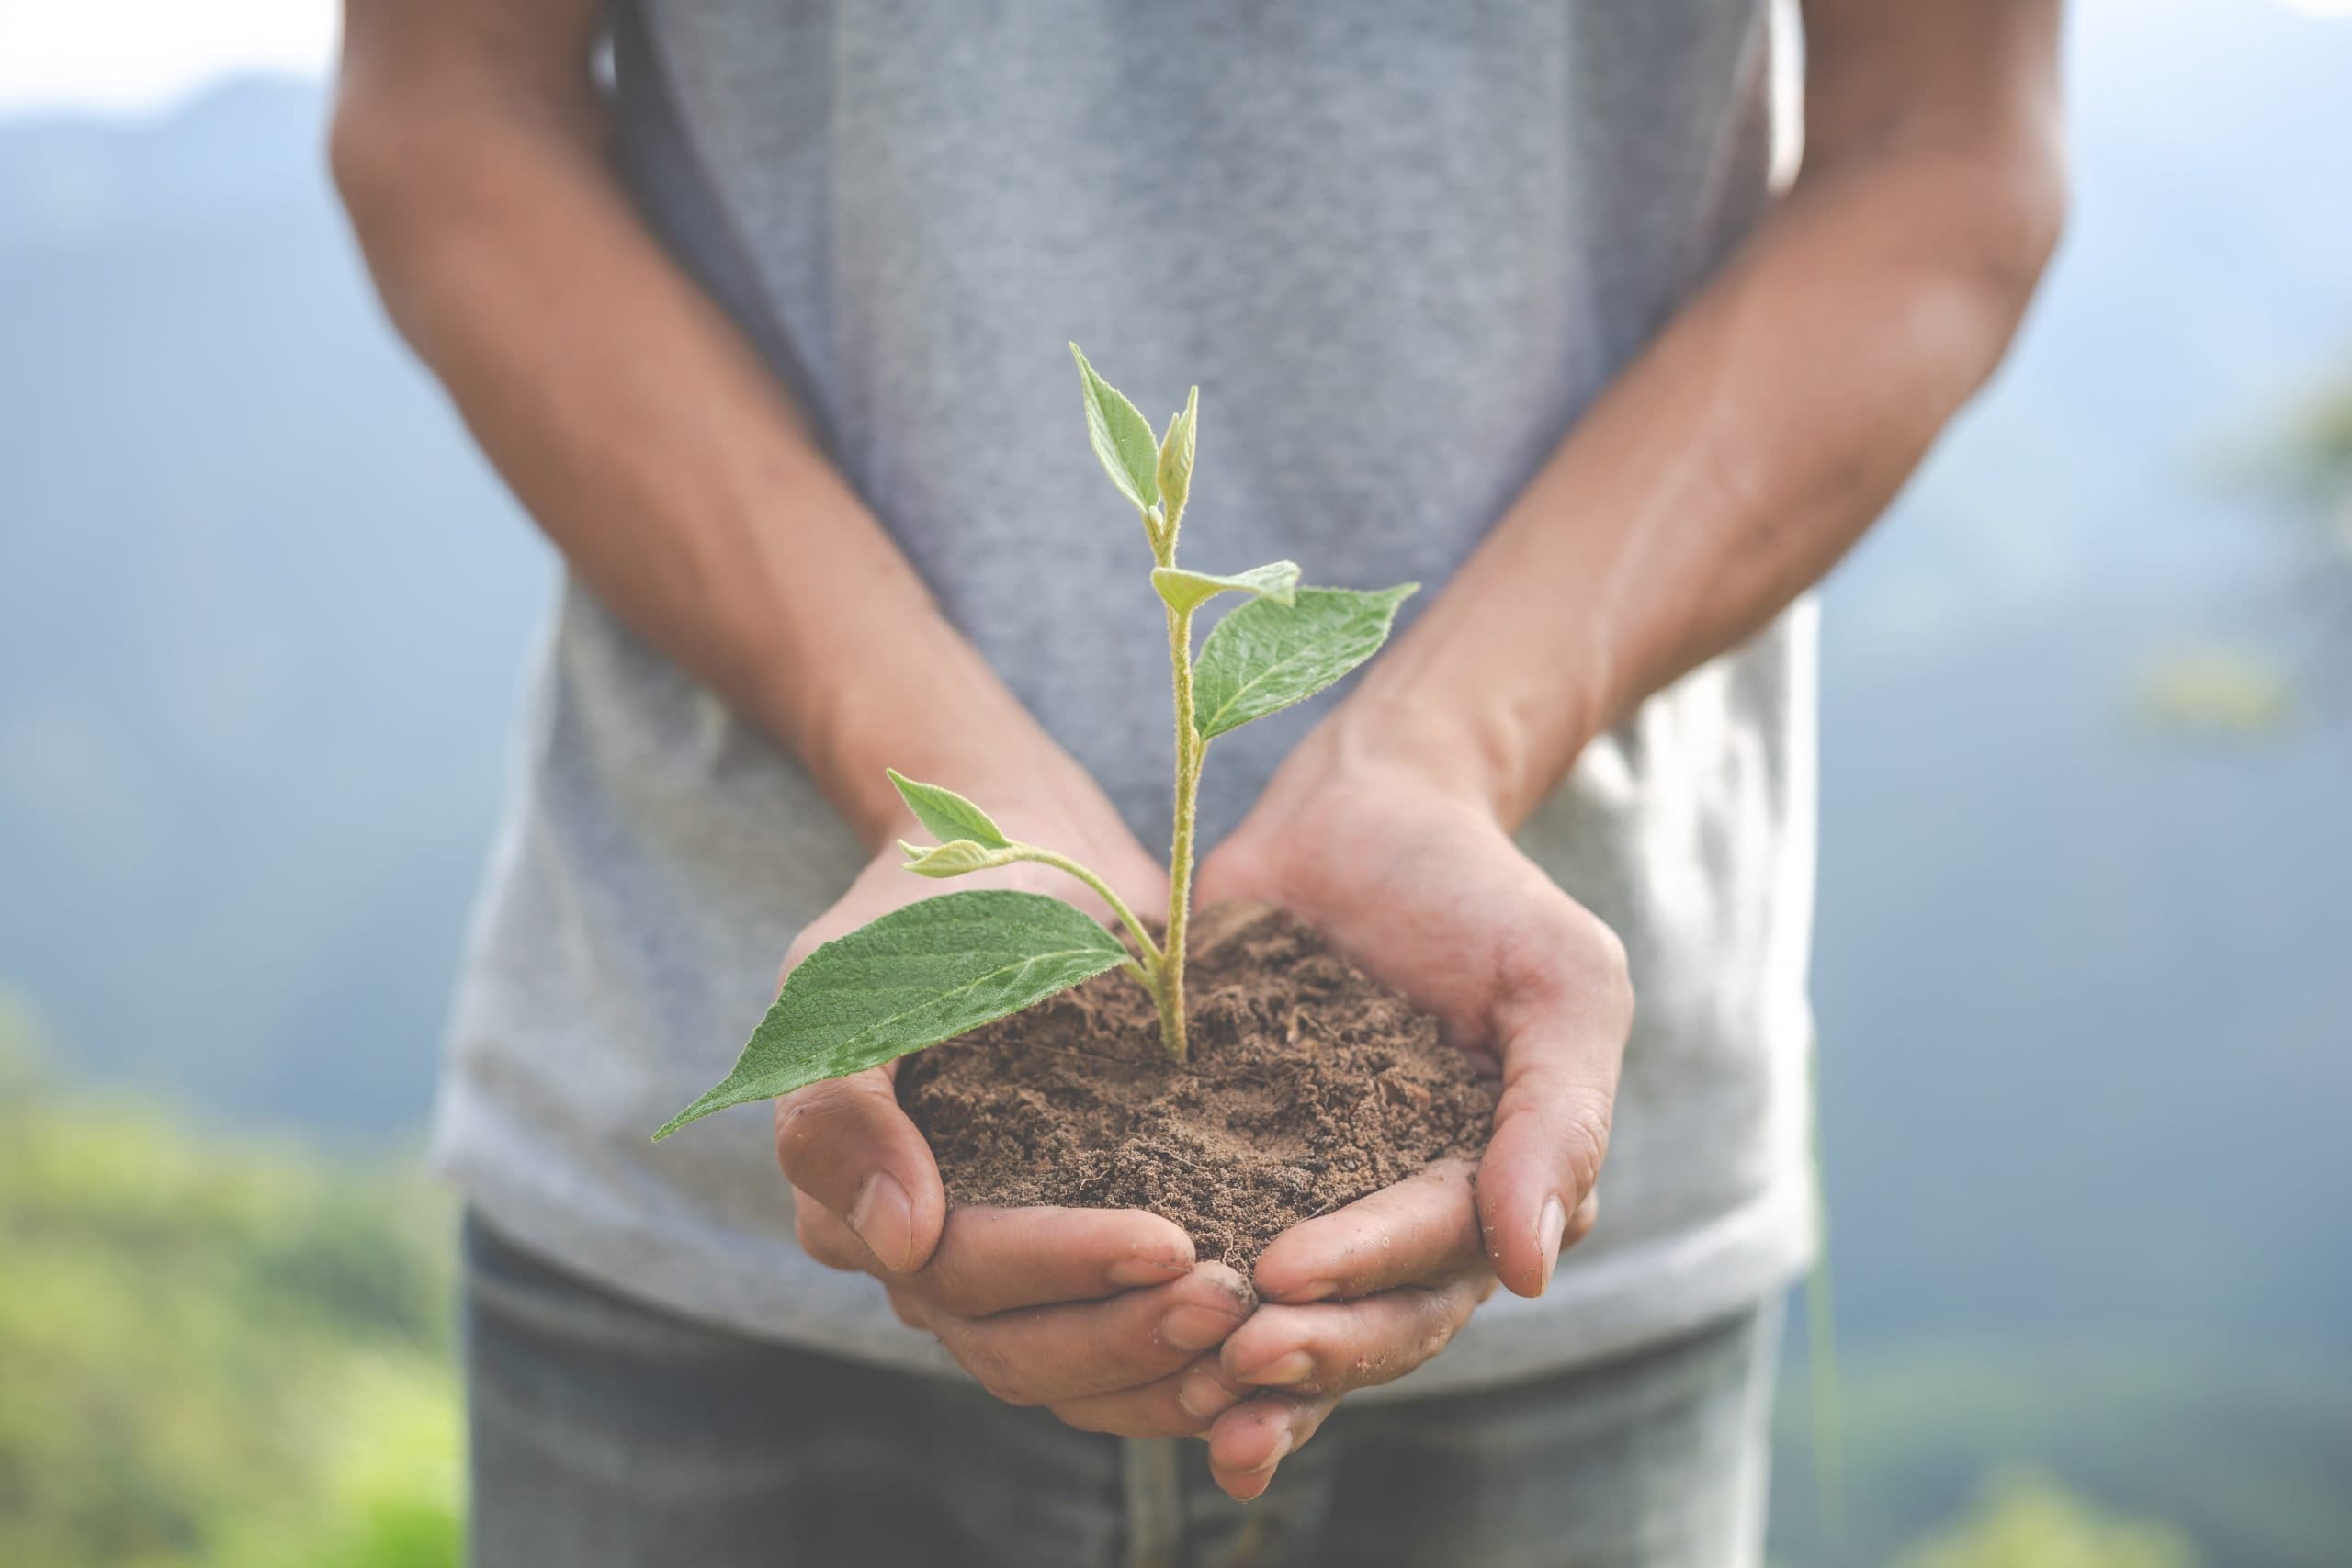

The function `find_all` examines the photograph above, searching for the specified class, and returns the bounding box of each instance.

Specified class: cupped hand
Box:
[774,785,1255,1435]
[1186,741,1631,1497]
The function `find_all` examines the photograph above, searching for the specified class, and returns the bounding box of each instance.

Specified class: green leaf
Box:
[1151,560,1300,615]
[1157,386,1199,533]
[1070,343,1160,514]
[887,769,1010,850]
[1192,583,1419,740]
[899,839,1014,878]
[655,891,1127,1138]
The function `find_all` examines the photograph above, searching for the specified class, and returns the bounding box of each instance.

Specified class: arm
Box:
[334,0,1247,1423]
[331,0,1097,852]
[1351,0,2067,820]
[1192,0,2066,1499]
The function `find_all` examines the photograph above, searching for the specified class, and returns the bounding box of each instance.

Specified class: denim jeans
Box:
[463,1213,1779,1568]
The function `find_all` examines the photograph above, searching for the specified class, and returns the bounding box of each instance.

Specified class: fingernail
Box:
[1177,1365,1242,1421]
[1274,1278,1336,1303]
[1159,1303,1243,1353]
[848,1172,916,1273]
[1108,1254,1193,1288]
[1537,1194,1567,1294]
[1245,1350,1315,1389]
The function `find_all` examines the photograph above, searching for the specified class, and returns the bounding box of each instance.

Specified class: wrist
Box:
[1320,623,1611,829]
[796,612,1104,855]
[1295,688,1534,829]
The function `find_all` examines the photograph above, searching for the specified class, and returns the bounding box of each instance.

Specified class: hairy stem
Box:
[1005,845,1163,967]
[1159,599,1202,1065]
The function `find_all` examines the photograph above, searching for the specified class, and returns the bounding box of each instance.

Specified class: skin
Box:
[337,0,2065,1506]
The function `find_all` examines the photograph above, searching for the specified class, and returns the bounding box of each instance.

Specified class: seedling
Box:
[656,348,1414,1138]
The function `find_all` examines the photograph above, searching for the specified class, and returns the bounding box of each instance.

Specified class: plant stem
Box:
[1158,599,1203,1065]
[1007,846,1163,966]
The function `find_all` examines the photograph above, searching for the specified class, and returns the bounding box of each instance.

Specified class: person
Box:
[331,2,2064,1563]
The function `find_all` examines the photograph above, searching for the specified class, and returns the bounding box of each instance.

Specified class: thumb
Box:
[774,1065,947,1276]
[1473,931,1630,1298]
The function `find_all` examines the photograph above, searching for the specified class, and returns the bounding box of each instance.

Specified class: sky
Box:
[0,1,336,119]
[6,0,2352,120]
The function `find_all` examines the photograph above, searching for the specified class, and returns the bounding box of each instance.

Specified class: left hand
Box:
[1187,732,1633,1499]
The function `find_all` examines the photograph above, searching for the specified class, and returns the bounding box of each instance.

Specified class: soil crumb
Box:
[899,902,1497,1274]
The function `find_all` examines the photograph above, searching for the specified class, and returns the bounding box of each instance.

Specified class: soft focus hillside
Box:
[2,1,2347,1562]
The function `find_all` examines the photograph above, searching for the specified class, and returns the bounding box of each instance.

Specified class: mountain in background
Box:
[1,0,2346,1376]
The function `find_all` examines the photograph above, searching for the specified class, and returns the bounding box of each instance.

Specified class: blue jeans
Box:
[463,1213,1779,1567]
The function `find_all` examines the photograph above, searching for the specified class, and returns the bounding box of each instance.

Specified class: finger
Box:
[925,1262,1252,1407]
[1205,1393,1339,1502]
[797,1200,1195,1314]
[772,1067,944,1275]
[1251,1159,1484,1303]
[1047,1355,1251,1438]
[1219,1274,1487,1397]
[1476,931,1629,1297]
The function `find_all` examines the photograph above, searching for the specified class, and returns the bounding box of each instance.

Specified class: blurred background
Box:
[2,1,2346,1563]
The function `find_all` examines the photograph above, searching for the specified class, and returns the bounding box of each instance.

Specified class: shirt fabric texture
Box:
[432,0,1821,1400]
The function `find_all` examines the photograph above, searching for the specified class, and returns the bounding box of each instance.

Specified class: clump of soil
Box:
[899,902,1497,1274]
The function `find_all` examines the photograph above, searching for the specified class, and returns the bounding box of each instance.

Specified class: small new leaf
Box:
[887,769,1010,850]
[1192,583,1419,740]
[655,891,1128,1138]
[1157,386,1199,536]
[1070,344,1161,515]
[899,839,1013,878]
[1151,560,1301,615]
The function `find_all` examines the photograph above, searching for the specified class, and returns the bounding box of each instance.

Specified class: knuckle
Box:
[1557,1091,1614,1195]
[1410,1291,1466,1366]
[771,1093,826,1170]
[963,1341,1041,1407]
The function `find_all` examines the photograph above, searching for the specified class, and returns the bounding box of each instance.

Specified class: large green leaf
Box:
[1191,583,1418,740]
[1070,344,1160,514]
[887,769,1010,850]
[1157,386,1199,534]
[655,891,1127,1138]
[1152,560,1299,615]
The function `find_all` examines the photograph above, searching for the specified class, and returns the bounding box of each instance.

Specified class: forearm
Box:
[1344,34,2064,824]
[332,53,1077,850]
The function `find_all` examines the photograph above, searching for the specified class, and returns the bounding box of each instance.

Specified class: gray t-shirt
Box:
[432,0,1819,1397]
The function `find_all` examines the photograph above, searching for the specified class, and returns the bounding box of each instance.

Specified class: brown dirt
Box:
[899,902,1497,1274]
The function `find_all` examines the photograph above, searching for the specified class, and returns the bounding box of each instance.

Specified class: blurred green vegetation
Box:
[1771,1340,2352,1568]
[1891,1472,2197,1568]
[0,999,460,1568]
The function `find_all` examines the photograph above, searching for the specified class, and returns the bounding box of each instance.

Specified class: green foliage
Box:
[1192,583,1418,740]
[887,769,1011,850]
[1895,1471,2198,1568]
[1070,343,1161,517]
[1150,560,1300,615]
[662,346,1414,1127]
[0,1018,458,1568]
[656,891,1132,1134]
[1157,385,1199,537]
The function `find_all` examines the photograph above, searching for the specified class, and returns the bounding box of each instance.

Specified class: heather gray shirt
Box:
[433,0,1819,1396]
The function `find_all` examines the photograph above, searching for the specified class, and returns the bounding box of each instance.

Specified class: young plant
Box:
[656,347,1414,1139]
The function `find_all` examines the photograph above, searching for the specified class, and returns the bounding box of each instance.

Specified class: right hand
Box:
[775,780,1258,1437]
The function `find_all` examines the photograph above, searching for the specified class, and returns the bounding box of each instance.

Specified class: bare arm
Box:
[331,0,1111,850]
[1334,0,2068,820]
